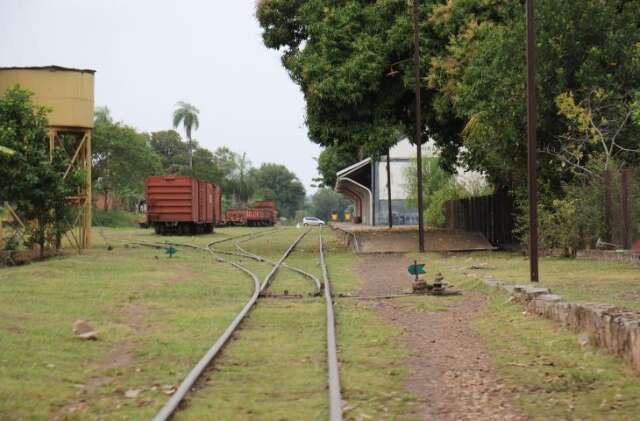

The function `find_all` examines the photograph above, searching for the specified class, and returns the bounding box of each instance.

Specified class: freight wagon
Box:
[223,206,277,227]
[144,176,220,235]
[216,199,278,227]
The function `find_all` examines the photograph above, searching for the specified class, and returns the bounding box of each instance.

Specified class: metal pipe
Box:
[413,0,425,253]
[526,0,539,282]
[319,229,343,421]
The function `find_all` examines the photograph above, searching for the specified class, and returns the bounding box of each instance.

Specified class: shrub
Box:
[92,209,140,228]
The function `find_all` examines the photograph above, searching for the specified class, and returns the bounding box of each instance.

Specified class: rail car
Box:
[144,176,220,235]
[222,206,277,227]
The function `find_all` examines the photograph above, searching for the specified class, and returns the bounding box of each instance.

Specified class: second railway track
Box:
[151,227,343,420]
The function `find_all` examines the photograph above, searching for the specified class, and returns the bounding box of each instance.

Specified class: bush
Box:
[92,209,140,228]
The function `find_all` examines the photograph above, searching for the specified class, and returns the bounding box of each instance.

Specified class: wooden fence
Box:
[603,168,637,249]
[443,191,516,248]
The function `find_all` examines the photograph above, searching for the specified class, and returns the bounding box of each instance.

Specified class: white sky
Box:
[0,0,320,192]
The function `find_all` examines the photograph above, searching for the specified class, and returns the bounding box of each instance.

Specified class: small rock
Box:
[125,389,141,398]
[72,320,99,340]
[578,334,590,348]
[162,385,177,395]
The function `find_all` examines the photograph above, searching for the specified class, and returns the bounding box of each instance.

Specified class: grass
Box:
[0,226,419,420]
[476,289,640,420]
[92,209,142,228]
[179,227,419,419]
[399,251,640,420]
[406,251,640,311]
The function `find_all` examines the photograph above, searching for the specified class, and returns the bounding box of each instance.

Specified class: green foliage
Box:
[259,0,640,202]
[257,0,436,166]
[149,129,188,170]
[250,163,306,218]
[92,108,162,210]
[405,157,465,227]
[0,145,15,156]
[554,89,640,173]
[314,142,361,188]
[0,85,81,256]
[429,0,640,191]
[91,209,140,228]
[307,188,352,222]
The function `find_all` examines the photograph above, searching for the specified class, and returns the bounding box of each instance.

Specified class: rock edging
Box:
[483,279,640,373]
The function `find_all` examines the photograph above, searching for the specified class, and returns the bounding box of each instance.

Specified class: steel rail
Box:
[153,229,309,420]
[234,231,322,293]
[260,230,309,292]
[206,227,279,247]
[319,228,344,421]
[152,252,259,421]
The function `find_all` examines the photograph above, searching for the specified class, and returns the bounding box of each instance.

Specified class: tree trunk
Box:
[188,137,193,170]
[39,241,44,259]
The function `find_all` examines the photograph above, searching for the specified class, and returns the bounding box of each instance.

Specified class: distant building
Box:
[334,138,485,226]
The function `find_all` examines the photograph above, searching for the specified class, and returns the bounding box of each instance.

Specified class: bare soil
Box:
[358,254,526,420]
[53,304,151,420]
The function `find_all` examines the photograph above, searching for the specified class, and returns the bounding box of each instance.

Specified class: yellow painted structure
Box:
[0,66,95,249]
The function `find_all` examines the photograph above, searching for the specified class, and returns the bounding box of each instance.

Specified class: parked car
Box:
[303,216,325,226]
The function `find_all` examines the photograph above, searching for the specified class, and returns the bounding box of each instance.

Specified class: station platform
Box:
[330,222,495,253]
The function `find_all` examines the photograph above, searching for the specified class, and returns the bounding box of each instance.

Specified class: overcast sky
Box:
[0,0,321,192]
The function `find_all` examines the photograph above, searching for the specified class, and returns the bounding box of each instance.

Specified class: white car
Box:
[302,216,325,226]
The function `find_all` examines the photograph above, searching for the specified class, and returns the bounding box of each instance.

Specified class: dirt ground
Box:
[358,254,526,420]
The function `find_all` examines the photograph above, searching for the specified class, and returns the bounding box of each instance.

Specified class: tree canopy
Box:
[251,163,306,218]
[258,0,640,197]
[93,109,162,209]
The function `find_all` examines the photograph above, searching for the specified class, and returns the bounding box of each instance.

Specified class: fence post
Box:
[621,169,631,249]
[603,170,613,242]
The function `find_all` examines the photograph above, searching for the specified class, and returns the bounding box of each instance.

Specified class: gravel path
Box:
[358,254,527,420]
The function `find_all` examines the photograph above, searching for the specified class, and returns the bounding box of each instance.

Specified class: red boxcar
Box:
[145,176,219,235]
[223,206,277,227]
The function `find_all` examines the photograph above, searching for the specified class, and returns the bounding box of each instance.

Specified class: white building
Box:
[335,138,485,226]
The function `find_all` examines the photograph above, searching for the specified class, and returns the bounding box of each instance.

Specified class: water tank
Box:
[0,66,95,128]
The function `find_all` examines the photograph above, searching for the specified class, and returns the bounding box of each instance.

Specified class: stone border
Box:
[483,279,640,373]
[576,249,640,266]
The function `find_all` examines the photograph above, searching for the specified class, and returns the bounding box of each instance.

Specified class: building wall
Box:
[372,159,419,225]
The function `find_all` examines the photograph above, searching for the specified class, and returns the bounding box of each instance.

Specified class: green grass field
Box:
[0,227,418,420]
[2,227,640,420]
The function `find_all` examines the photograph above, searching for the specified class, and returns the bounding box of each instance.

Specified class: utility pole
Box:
[412,0,425,253]
[526,0,539,282]
[387,148,393,228]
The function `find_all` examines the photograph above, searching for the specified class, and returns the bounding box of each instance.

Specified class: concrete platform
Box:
[331,223,495,253]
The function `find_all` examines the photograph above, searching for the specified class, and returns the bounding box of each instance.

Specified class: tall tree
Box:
[172,101,200,170]
[93,109,163,210]
[150,129,189,171]
[256,1,448,168]
[251,163,306,218]
[309,188,352,221]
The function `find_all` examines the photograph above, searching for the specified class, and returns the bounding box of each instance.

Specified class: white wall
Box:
[378,138,488,201]
[377,160,411,200]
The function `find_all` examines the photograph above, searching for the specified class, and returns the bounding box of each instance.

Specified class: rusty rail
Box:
[319,228,343,421]
[152,229,309,420]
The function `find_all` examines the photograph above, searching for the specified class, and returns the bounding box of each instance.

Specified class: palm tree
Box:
[172,101,200,170]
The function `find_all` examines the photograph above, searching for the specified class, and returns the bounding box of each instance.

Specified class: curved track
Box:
[152,229,308,421]
[149,227,342,420]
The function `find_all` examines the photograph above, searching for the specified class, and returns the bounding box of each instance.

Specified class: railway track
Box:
[151,227,342,420]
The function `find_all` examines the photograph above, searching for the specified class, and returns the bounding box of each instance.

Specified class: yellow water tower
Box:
[0,66,95,249]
